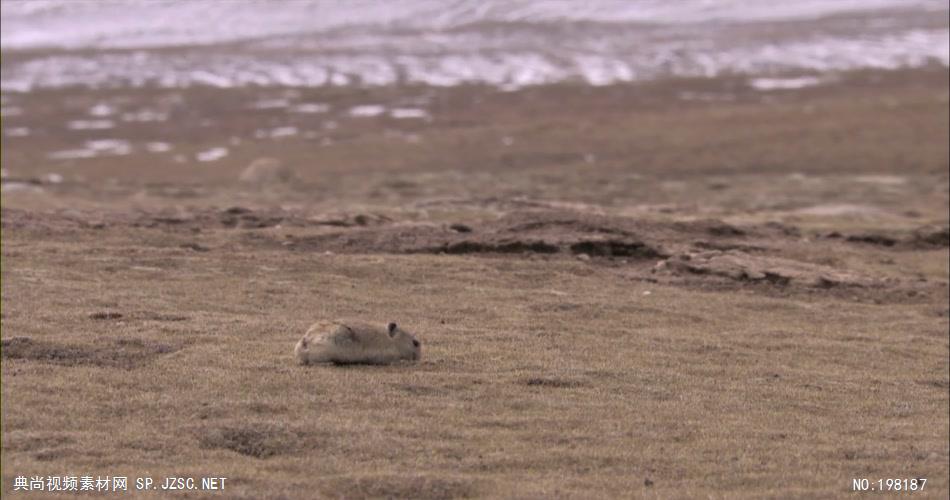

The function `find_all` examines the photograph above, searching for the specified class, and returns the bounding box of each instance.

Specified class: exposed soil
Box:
[6,205,942,306]
[1,336,179,369]
[197,423,308,459]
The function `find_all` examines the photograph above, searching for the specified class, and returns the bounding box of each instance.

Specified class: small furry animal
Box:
[294,320,421,365]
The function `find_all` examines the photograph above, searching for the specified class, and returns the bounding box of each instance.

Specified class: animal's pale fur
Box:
[294,320,422,365]
[239,158,297,186]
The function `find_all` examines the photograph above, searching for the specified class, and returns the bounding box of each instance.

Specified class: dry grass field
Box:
[2,67,949,498]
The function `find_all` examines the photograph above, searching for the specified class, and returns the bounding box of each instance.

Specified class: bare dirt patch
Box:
[136,311,191,322]
[2,434,75,454]
[89,311,123,320]
[1,336,179,369]
[196,423,313,459]
[524,377,588,388]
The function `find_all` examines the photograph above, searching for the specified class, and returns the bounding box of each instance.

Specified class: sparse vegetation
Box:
[2,68,948,498]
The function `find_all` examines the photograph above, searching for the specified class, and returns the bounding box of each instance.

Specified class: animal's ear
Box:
[388,322,398,337]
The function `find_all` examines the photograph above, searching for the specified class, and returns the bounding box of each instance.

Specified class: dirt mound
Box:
[843,233,899,247]
[308,212,393,228]
[89,311,123,320]
[655,250,881,288]
[0,208,96,231]
[425,213,673,258]
[1,337,179,369]
[823,225,949,249]
[7,204,937,303]
[131,207,395,231]
[278,211,941,302]
[524,377,588,388]
[909,225,950,248]
[284,212,709,258]
[0,206,394,233]
[131,206,289,230]
[197,423,305,459]
[440,240,561,254]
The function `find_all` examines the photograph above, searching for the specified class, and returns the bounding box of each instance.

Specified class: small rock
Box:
[576,253,591,262]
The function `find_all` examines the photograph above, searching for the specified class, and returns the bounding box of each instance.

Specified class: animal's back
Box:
[295,319,403,365]
[327,320,389,348]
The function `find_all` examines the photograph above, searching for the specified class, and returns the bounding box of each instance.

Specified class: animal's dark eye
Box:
[412,340,420,348]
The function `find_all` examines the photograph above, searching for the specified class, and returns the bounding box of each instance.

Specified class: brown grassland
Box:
[1,67,949,498]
